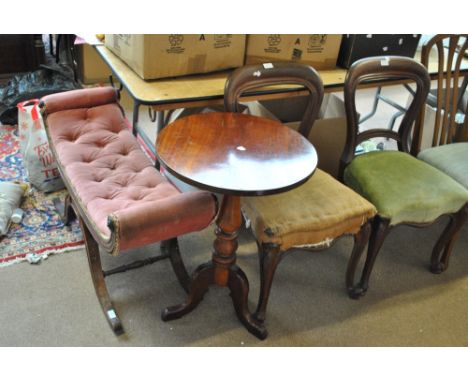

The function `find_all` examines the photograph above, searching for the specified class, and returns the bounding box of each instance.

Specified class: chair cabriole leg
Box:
[431,203,468,274]
[352,216,391,298]
[254,243,283,323]
[346,221,372,299]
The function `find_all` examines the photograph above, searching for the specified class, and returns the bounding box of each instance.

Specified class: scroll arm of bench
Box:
[106,191,218,256]
[39,87,121,116]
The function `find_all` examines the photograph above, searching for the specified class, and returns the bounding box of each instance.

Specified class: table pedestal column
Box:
[161,195,267,340]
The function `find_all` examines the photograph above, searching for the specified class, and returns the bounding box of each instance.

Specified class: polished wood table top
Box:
[156,112,318,196]
[156,112,318,339]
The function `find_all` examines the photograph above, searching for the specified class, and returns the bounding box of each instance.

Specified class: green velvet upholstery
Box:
[418,142,468,190]
[344,151,468,226]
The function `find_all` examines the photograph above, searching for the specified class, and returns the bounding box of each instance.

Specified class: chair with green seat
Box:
[413,35,468,190]
[224,62,377,326]
[340,56,468,298]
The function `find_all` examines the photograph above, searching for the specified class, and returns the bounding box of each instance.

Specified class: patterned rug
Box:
[0,125,84,267]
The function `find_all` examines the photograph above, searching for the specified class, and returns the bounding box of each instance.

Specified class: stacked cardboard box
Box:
[105,34,246,80]
[245,35,343,69]
[76,44,111,84]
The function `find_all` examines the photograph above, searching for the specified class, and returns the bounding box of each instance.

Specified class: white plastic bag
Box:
[17,99,39,157]
[0,182,27,236]
[17,100,64,192]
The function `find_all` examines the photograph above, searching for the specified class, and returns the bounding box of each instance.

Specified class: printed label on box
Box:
[307,34,327,53]
[264,34,282,54]
[213,34,233,49]
[166,34,185,54]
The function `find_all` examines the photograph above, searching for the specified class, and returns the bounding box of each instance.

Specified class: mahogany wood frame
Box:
[55,194,191,335]
[225,62,374,323]
[156,111,318,339]
[161,194,267,339]
[41,101,192,335]
[340,56,468,297]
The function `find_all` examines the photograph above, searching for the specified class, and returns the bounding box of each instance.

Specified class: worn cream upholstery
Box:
[242,169,376,251]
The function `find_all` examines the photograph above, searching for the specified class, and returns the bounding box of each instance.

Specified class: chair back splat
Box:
[224,62,324,139]
[340,56,431,179]
[413,34,468,152]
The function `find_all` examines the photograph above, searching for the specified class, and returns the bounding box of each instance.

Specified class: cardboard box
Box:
[105,34,246,80]
[245,34,342,69]
[337,34,421,69]
[260,94,348,178]
[76,43,112,84]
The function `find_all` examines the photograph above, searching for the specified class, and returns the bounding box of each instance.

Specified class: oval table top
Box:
[156,112,318,196]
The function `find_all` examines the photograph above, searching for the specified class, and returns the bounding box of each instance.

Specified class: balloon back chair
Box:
[224,62,377,327]
[340,56,468,298]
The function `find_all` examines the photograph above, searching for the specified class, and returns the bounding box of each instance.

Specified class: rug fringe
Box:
[0,242,84,268]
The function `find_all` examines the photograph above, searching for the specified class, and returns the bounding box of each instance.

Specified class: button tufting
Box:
[42,91,219,259]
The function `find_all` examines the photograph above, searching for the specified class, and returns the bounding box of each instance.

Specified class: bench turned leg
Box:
[78,217,124,335]
[161,238,191,293]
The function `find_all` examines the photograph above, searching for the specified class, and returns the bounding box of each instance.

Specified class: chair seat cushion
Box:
[418,142,468,190]
[241,169,376,251]
[344,151,468,225]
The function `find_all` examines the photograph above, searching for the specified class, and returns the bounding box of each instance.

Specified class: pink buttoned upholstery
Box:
[41,87,216,255]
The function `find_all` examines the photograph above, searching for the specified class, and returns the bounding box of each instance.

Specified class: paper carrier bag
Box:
[17,100,64,192]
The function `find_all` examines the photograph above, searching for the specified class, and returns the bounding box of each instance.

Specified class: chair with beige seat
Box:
[224,62,377,325]
[340,56,468,298]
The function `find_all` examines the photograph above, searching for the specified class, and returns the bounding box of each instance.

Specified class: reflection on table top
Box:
[156,112,318,196]
[95,45,468,109]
